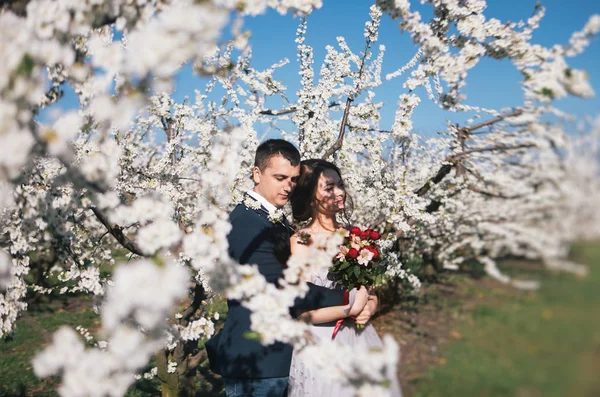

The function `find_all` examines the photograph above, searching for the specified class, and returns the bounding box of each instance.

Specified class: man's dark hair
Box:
[254,139,301,170]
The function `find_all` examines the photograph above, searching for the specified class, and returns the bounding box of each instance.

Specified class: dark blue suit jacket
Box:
[205,201,345,379]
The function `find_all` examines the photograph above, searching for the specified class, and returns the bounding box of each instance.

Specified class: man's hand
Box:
[354,293,378,325]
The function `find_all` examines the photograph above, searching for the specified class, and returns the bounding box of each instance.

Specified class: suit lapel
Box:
[242,193,289,228]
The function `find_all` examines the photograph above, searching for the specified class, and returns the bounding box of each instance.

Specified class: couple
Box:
[206,139,402,397]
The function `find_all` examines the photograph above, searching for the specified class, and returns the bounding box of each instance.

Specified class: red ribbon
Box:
[332,289,350,340]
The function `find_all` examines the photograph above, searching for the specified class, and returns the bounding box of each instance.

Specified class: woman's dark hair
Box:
[254,139,301,170]
[290,159,353,225]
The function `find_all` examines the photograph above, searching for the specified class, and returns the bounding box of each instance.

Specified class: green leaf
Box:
[539,87,555,99]
[564,68,573,78]
[16,54,35,77]
[353,266,360,278]
[243,331,261,341]
[152,256,166,267]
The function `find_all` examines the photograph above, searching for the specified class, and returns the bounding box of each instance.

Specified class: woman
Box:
[288,159,402,397]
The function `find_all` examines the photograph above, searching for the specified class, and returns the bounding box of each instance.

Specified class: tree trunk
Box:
[156,349,197,397]
[156,284,207,396]
[160,376,196,397]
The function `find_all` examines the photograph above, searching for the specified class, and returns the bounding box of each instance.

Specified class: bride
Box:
[288,159,402,397]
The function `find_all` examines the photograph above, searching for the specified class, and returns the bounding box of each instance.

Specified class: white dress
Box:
[288,270,403,397]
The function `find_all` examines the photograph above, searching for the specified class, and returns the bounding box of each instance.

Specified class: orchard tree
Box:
[0,1,599,396]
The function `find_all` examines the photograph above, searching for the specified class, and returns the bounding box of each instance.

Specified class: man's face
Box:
[253,155,300,208]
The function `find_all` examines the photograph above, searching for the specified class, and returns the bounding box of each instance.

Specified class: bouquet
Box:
[329,226,386,291]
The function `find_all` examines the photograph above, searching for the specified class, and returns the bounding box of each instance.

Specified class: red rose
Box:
[360,231,370,239]
[350,227,361,236]
[348,248,359,259]
[370,230,381,240]
[368,246,379,259]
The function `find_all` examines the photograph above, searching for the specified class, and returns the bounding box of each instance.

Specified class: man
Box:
[206,139,377,397]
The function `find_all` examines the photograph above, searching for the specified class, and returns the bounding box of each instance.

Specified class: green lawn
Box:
[0,296,161,397]
[409,242,600,397]
[0,296,98,396]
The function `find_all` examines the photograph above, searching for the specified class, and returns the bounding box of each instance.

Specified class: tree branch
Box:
[463,109,523,134]
[414,163,454,197]
[1,1,117,28]
[259,107,298,116]
[259,101,340,117]
[90,207,146,257]
[322,29,374,159]
[180,283,207,324]
[322,97,353,159]
[468,185,525,199]
[413,110,527,197]
[188,349,208,370]
[450,143,535,159]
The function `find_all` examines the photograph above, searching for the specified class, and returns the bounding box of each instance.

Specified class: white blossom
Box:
[167,361,178,374]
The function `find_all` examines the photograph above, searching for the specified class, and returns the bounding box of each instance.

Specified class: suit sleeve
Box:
[292,282,345,313]
[228,216,260,263]
[227,209,284,284]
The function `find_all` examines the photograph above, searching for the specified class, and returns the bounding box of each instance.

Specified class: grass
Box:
[0,293,227,397]
[405,242,600,397]
[0,296,99,397]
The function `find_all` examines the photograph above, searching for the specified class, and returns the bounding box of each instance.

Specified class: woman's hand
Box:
[354,293,378,325]
[348,286,369,317]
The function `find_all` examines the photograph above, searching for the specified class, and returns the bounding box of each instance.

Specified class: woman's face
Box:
[313,168,345,215]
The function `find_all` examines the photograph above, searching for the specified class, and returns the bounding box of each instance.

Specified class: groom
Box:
[206,139,377,397]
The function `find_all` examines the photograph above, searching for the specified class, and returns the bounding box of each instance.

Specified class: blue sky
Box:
[50,0,600,137]
[184,0,600,137]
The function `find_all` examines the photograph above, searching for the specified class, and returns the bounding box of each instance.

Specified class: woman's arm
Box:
[290,233,368,323]
[290,232,311,267]
[291,233,343,312]
[290,232,320,284]
[299,286,369,324]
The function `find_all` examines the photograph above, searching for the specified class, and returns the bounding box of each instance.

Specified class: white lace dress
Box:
[288,270,402,397]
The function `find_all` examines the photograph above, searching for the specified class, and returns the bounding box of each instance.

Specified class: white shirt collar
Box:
[246,190,277,214]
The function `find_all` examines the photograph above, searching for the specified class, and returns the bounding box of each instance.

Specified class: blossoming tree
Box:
[0,0,599,396]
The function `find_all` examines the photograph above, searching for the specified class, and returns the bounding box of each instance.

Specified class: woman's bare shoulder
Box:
[290,229,313,247]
